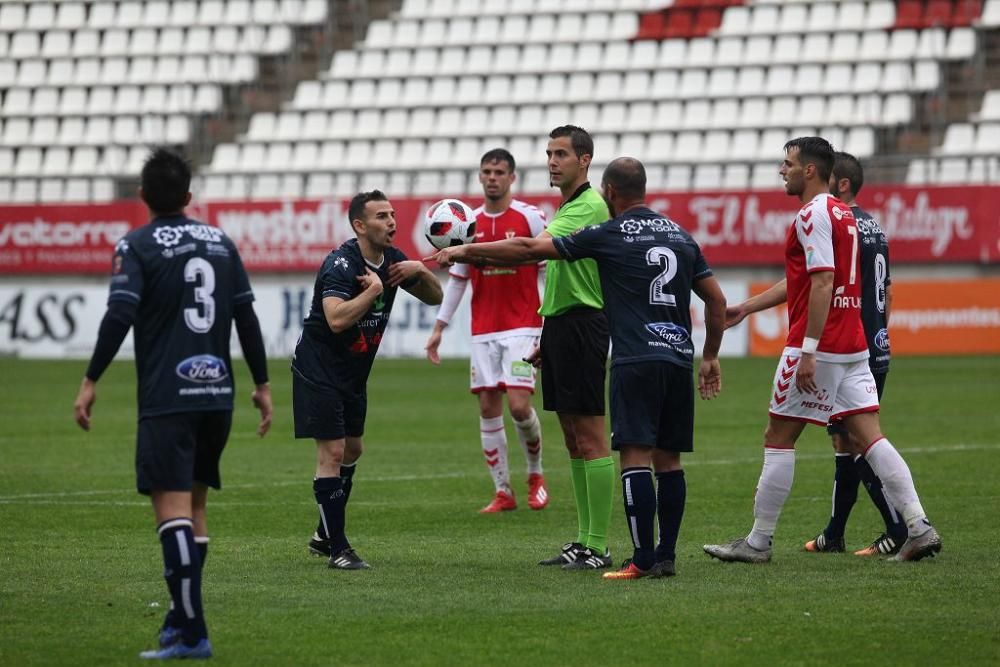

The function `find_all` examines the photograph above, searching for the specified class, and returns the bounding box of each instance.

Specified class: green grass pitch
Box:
[1,356,998,666]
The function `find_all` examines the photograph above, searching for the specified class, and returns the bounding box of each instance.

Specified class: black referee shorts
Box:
[135,410,232,495]
[827,368,888,436]
[292,370,367,441]
[540,307,609,416]
[610,361,694,453]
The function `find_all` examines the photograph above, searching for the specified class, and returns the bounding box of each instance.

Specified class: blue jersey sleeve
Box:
[321,251,360,301]
[551,223,606,262]
[107,236,143,305]
[692,242,713,281]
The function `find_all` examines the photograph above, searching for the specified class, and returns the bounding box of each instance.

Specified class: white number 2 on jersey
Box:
[646,246,678,306]
[184,257,216,333]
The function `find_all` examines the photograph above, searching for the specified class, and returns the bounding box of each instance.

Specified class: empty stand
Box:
[0,0,329,201]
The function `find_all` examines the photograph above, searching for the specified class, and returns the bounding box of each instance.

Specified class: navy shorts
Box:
[540,307,609,416]
[610,362,694,453]
[135,410,232,495]
[292,370,366,441]
[827,369,888,436]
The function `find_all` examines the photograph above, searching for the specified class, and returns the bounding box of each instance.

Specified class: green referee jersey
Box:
[540,183,609,316]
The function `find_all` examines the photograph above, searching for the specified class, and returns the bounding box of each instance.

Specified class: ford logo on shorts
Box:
[646,322,689,344]
[176,355,229,383]
[874,328,890,352]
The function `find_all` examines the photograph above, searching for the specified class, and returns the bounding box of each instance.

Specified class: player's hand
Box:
[73,378,97,431]
[388,260,425,287]
[725,304,748,329]
[425,246,467,268]
[698,358,722,400]
[356,267,384,295]
[425,329,442,365]
[795,354,818,394]
[252,383,273,437]
[523,344,541,368]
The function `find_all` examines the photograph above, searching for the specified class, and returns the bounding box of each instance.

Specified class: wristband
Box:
[801,337,819,355]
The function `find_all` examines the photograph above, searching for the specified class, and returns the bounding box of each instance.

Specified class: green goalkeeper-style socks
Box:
[584,456,616,553]
[570,457,590,546]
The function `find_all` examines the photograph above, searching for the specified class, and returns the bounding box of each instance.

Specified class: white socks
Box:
[748,447,796,551]
[514,408,543,475]
[864,437,928,536]
[480,416,510,493]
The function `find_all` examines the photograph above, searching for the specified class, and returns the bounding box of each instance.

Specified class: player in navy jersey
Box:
[73,148,273,660]
[295,190,442,570]
[429,158,727,579]
[801,151,906,556]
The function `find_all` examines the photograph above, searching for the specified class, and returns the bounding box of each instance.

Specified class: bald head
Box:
[601,157,646,216]
[602,157,646,201]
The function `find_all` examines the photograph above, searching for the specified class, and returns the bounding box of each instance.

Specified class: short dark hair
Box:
[348,189,389,223]
[832,151,864,198]
[549,125,594,159]
[783,136,835,182]
[140,147,191,214]
[480,148,515,172]
[602,157,646,201]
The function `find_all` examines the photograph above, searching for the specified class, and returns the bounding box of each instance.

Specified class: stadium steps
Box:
[879,19,999,180]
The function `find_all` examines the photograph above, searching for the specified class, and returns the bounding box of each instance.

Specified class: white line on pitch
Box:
[0,442,995,503]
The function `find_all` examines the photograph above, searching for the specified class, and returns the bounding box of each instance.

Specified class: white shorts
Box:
[768,352,880,426]
[470,335,538,394]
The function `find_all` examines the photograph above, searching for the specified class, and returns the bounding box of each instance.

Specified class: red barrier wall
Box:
[2,186,997,274]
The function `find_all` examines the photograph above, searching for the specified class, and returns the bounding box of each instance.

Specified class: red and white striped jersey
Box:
[784,193,868,362]
[442,200,546,341]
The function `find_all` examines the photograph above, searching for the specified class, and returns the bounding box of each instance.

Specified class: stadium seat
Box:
[937,157,969,183]
[974,123,1000,154]
[64,177,90,202]
[12,178,39,203]
[983,0,1000,26]
[895,0,924,28]
[39,177,65,203]
[69,146,98,175]
[937,123,976,155]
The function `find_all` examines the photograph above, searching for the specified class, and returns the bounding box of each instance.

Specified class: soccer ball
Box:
[423,199,477,250]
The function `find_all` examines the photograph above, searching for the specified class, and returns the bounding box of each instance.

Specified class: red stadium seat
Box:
[693,7,723,37]
[924,0,953,27]
[664,8,695,39]
[636,12,666,40]
[951,0,984,26]
[895,0,924,28]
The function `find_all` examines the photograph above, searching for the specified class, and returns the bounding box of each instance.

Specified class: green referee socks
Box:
[584,457,616,553]
[570,458,590,546]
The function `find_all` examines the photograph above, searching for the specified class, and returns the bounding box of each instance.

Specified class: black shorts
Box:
[610,362,694,453]
[828,369,888,436]
[540,307,609,416]
[292,370,367,441]
[135,410,232,495]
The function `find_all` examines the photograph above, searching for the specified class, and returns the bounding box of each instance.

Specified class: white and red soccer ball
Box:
[423,199,477,250]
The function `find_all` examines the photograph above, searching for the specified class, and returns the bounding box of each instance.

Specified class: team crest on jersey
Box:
[832,206,844,220]
[153,224,224,248]
[620,221,643,235]
[875,328,890,352]
[505,230,516,239]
